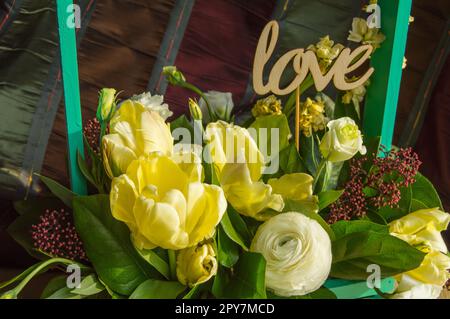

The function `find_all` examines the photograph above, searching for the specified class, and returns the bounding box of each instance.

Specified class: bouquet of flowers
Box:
[2,16,449,300]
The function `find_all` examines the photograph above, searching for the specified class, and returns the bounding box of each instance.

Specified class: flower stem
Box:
[168,250,177,281]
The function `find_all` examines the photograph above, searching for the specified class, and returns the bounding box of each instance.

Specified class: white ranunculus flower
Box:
[199,91,234,122]
[130,92,173,120]
[319,117,366,162]
[251,212,332,296]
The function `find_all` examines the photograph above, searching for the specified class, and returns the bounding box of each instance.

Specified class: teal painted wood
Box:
[56,0,87,195]
[363,0,412,150]
[325,278,396,299]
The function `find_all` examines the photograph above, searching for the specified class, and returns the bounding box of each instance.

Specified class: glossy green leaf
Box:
[220,209,251,251]
[38,175,75,208]
[250,114,291,157]
[129,279,186,299]
[71,274,105,296]
[331,220,389,240]
[410,173,443,210]
[223,252,266,299]
[278,143,305,174]
[73,195,161,295]
[318,190,344,211]
[331,231,425,280]
[217,226,239,268]
[135,248,170,280]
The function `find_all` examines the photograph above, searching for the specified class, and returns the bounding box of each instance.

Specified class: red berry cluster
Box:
[83,118,104,155]
[31,208,88,262]
[328,147,421,224]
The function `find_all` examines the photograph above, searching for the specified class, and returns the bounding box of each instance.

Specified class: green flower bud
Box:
[189,98,203,121]
[163,66,186,86]
[96,88,117,122]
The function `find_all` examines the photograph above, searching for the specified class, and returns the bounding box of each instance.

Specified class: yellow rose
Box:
[205,121,283,220]
[389,208,450,253]
[176,242,218,287]
[102,100,173,178]
[110,154,226,250]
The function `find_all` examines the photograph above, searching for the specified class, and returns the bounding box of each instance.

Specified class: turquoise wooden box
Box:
[56,0,412,299]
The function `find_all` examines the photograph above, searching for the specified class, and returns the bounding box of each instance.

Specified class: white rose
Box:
[250,212,332,296]
[319,117,366,162]
[130,92,173,120]
[199,91,234,122]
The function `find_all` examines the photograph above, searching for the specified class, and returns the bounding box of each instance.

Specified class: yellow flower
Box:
[319,117,366,162]
[307,36,344,73]
[251,95,282,118]
[389,208,450,299]
[102,100,173,178]
[393,251,450,299]
[110,154,227,250]
[389,208,450,253]
[268,173,318,214]
[205,121,284,220]
[348,17,386,50]
[299,97,329,137]
[177,242,218,287]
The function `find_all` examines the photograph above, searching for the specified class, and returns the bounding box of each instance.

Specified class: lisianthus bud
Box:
[319,117,366,162]
[163,66,186,86]
[96,88,117,122]
[199,91,234,123]
[189,98,203,121]
[176,242,218,287]
[251,212,332,296]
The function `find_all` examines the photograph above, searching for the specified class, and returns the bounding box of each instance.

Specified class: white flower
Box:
[392,276,443,299]
[250,212,332,296]
[199,91,234,122]
[130,92,173,120]
[319,117,366,162]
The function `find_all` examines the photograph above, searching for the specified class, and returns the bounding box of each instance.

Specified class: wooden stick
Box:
[295,86,301,151]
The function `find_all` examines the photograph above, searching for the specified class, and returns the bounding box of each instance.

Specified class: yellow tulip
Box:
[102,100,173,178]
[205,121,283,220]
[394,251,450,298]
[176,242,218,287]
[110,154,226,250]
[389,208,450,298]
[389,208,450,253]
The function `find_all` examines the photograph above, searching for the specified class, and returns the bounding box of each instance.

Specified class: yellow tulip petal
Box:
[110,174,138,227]
[268,173,314,202]
[102,134,137,177]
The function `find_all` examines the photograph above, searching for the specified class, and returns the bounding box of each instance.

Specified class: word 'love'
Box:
[253,21,374,96]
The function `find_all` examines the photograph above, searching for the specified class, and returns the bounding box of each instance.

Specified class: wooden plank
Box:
[56,0,87,195]
[363,0,412,150]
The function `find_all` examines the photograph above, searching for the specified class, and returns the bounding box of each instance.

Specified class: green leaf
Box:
[183,282,210,299]
[73,195,161,295]
[223,252,266,299]
[170,115,194,143]
[331,231,426,280]
[250,114,291,157]
[318,190,344,211]
[284,200,334,241]
[71,274,105,296]
[129,279,186,299]
[334,92,360,124]
[331,220,388,240]
[38,175,75,207]
[299,133,321,176]
[41,276,69,299]
[410,173,443,210]
[135,248,170,280]
[217,226,239,268]
[278,143,305,174]
[220,208,252,251]
[267,287,336,299]
[46,287,82,299]
[77,150,102,192]
[212,267,231,298]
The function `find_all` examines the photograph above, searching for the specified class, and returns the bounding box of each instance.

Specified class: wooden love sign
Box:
[253,20,374,95]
